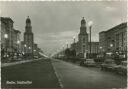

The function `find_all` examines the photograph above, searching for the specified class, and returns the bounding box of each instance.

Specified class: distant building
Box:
[77,17,88,58]
[87,42,99,58]
[23,16,34,57]
[33,43,39,56]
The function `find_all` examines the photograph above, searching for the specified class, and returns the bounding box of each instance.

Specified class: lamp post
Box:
[99,46,102,58]
[66,42,68,49]
[24,44,27,54]
[110,43,113,58]
[73,36,76,43]
[17,40,20,59]
[88,21,93,58]
[29,47,31,49]
[4,34,8,58]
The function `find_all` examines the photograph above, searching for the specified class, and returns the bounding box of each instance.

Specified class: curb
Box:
[1,58,43,68]
[51,59,64,88]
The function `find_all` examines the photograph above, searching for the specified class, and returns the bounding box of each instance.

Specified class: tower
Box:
[78,17,88,57]
[24,16,34,55]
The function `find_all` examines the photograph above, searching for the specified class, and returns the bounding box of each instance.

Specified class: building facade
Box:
[1,17,21,59]
[87,42,99,58]
[99,22,127,59]
[23,16,34,57]
[12,29,21,54]
[1,17,14,58]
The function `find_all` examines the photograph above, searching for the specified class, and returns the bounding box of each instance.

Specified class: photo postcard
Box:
[0,1,127,89]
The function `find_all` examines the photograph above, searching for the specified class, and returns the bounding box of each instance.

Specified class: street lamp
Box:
[99,46,102,49]
[88,21,93,58]
[17,40,20,44]
[110,43,113,58]
[66,42,68,49]
[73,36,76,43]
[29,47,31,49]
[110,44,113,47]
[24,44,27,54]
[24,44,27,47]
[99,46,102,52]
[17,40,20,58]
[4,34,8,39]
[4,34,8,58]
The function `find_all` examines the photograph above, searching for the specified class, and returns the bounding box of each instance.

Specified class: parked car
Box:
[80,59,86,66]
[100,59,117,71]
[115,61,127,75]
[80,59,96,67]
[34,56,39,59]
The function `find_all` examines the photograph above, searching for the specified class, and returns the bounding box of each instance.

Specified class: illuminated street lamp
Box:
[4,34,8,58]
[17,40,20,58]
[4,34,8,39]
[110,44,113,47]
[17,40,20,44]
[99,46,102,49]
[88,21,93,58]
[110,44,113,58]
[66,42,68,48]
[24,44,27,47]
[29,47,31,49]
[73,36,76,43]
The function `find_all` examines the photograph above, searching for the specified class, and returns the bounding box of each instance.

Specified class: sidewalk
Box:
[1,58,43,67]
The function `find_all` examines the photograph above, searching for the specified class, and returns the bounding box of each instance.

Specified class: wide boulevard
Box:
[2,58,127,89]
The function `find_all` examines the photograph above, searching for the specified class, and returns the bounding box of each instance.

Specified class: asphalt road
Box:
[52,59,127,89]
[1,58,60,88]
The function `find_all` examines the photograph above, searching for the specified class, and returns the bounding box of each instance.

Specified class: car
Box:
[80,59,96,67]
[100,59,117,71]
[116,61,127,75]
[80,59,86,66]
[84,59,96,67]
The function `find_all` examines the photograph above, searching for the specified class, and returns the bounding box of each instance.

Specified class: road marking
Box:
[51,60,64,88]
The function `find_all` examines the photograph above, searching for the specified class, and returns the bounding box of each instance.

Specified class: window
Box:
[83,45,85,48]
[83,38,85,43]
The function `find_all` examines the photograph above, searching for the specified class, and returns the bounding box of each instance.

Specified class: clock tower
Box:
[78,17,88,57]
[24,16,34,56]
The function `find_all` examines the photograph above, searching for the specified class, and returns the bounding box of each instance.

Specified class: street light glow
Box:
[17,40,20,44]
[73,36,76,39]
[110,44,113,47]
[4,34,8,39]
[99,46,102,49]
[88,21,93,27]
[24,44,27,47]
[29,47,31,49]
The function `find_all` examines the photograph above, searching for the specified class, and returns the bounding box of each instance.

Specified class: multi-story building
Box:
[77,17,88,58]
[1,17,14,58]
[1,17,22,60]
[99,31,106,53]
[13,29,21,54]
[99,22,127,59]
[23,16,34,57]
